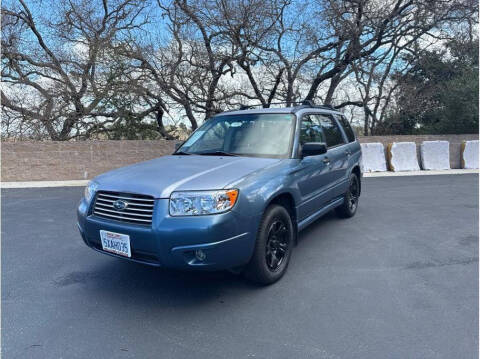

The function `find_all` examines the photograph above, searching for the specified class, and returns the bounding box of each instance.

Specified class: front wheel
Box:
[336,173,360,218]
[244,205,294,285]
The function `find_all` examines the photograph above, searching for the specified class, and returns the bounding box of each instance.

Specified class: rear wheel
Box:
[336,173,360,218]
[244,205,294,285]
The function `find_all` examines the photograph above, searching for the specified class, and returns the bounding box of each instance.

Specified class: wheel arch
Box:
[351,165,361,196]
[264,191,298,242]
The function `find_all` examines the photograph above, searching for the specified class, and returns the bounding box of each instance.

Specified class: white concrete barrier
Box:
[420,141,450,170]
[461,140,479,169]
[387,142,420,171]
[360,143,387,172]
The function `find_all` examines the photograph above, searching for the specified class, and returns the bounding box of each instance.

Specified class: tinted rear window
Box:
[314,114,344,148]
[336,115,356,143]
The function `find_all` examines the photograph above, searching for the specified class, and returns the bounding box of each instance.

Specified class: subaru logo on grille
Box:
[113,200,128,211]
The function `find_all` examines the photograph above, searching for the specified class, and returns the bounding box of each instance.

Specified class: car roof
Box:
[214,104,343,117]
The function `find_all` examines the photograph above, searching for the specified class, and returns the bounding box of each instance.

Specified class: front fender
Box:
[233,174,301,222]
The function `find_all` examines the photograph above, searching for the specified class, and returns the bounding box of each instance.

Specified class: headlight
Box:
[169,189,239,216]
[84,181,98,202]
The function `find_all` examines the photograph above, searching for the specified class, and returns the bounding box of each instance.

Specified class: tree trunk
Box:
[363,109,369,136]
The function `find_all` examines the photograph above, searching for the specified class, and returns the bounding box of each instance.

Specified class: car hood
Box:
[93,155,282,198]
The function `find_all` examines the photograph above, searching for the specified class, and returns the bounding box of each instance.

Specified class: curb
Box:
[1,180,89,189]
[1,170,478,188]
[363,169,478,177]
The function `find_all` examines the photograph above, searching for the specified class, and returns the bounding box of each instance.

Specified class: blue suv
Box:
[77,103,362,284]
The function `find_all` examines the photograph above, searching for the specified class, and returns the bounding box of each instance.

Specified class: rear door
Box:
[313,114,349,201]
[335,114,361,163]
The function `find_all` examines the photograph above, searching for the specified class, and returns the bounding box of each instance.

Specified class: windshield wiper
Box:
[173,151,192,155]
[197,150,239,157]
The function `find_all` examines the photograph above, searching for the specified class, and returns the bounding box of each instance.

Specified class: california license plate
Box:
[100,230,131,258]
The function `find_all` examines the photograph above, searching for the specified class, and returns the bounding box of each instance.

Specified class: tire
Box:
[336,173,360,218]
[244,204,294,285]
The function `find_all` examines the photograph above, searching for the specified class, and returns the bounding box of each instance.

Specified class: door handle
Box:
[322,157,331,164]
[345,150,351,156]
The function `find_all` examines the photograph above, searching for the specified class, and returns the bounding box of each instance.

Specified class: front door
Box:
[294,114,348,221]
[295,114,333,220]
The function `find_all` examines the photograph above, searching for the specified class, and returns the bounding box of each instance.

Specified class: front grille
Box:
[92,191,154,225]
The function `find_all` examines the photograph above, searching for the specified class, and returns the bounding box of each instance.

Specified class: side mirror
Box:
[301,142,327,158]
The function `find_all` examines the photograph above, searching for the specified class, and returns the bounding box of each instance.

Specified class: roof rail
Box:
[301,100,315,107]
[234,101,339,111]
[316,104,336,110]
[297,101,336,111]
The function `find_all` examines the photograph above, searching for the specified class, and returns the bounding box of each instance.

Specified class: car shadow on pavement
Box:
[296,210,343,244]
[63,211,341,309]
[67,258,256,308]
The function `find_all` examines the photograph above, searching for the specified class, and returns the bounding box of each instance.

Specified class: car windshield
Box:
[177,113,295,158]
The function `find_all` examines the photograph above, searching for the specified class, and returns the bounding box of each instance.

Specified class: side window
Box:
[336,115,356,143]
[314,114,345,148]
[300,115,325,144]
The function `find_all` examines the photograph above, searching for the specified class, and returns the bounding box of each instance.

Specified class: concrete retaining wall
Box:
[360,143,387,172]
[420,141,450,170]
[1,134,478,181]
[357,134,478,170]
[387,142,420,172]
[461,140,479,169]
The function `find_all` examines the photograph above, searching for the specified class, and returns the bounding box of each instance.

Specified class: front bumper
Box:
[77,198,258,270]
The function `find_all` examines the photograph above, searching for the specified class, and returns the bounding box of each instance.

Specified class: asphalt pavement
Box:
[2,174,478,358]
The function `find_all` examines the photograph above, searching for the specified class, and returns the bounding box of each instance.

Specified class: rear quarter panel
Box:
[348,140,362,175]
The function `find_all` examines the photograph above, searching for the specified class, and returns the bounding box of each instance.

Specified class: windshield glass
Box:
[177,113,295,158]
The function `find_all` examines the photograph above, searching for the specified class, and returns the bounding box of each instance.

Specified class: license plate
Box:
[100,230,131,258]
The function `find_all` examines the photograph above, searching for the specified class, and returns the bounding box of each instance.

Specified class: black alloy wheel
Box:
[347,175,359,212]
[244,204,294,285]
[265,219,289,271]
[336,173,360,218]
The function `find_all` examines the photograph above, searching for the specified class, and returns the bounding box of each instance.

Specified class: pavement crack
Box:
[404,257,478,270]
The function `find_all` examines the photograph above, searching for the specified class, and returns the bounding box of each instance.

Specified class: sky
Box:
[4,0,458,135]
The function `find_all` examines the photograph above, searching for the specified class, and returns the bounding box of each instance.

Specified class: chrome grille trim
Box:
[92,211,152,223]
[92,206,152,217]
[95,198,154,207]
[92,191,154,225]
[96,193,155,202]
[94,203,153,212]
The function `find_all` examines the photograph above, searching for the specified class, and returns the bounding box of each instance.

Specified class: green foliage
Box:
[384,39,479,135]
[100,117,191,140]
[105,120,162,140]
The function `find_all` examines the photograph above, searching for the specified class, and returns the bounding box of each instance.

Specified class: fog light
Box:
[195,249,206,261]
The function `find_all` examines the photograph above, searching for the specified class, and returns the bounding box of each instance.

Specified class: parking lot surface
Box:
[2,174,478,358]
